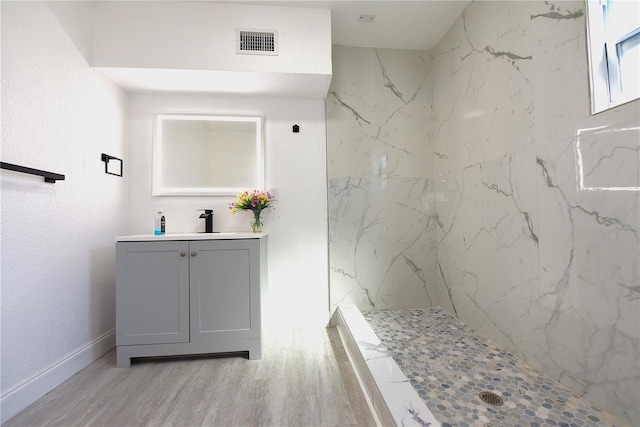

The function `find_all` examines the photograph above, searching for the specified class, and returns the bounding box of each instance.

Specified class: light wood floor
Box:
[5,328,377,427]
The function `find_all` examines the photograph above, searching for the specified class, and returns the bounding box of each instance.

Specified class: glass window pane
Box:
[606,0,640,39]
[616,32,640,98]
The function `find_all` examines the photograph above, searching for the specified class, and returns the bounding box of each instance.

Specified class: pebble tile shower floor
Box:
[362,308,625,427]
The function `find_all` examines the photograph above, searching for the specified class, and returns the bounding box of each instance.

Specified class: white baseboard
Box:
[1,329,115,425]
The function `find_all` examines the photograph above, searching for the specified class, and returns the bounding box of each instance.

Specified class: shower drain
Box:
[479,391,505,406]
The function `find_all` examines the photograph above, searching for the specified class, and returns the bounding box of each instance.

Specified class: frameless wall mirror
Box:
[153,114,264,196]
[586,0,640,114]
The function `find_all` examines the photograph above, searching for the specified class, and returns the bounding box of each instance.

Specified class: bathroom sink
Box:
[115,232,267,242]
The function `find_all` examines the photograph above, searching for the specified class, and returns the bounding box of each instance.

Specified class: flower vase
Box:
[250,210,263,233]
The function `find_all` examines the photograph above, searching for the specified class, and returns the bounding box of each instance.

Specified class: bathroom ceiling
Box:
[223,0,471,50]
[93,1,470,96]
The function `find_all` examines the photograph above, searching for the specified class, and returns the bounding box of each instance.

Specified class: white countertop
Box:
[116,232,267,242]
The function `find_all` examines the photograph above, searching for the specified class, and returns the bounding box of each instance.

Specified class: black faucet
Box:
[198,209,214,233]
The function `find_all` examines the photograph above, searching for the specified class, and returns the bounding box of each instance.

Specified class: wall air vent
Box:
[237,29,279,56]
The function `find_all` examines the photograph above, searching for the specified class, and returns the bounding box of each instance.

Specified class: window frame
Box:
[585,0,640,114]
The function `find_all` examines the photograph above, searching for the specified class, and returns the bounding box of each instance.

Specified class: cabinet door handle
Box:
[191,251,197,257]
[180,252,186,257]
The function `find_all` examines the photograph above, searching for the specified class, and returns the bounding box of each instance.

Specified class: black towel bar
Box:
[0,162,65,183]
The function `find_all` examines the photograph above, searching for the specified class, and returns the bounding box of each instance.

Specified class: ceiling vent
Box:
[237,29,279,56]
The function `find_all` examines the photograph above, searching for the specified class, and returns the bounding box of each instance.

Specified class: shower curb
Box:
[331,304,441,427]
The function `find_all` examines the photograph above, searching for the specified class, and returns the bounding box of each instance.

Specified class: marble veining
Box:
[430,2,639,424]
[328,46,437,313]
[329,91,371,126]
[327,2,639,424]
[363,308,626,427]
[329,177,438,311]
[334,304,441,427]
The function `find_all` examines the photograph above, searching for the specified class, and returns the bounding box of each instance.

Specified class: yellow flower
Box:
[229,189,275,214]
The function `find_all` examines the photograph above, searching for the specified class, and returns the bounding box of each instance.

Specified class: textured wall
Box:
[127,94,329,329]
[90,2,332,75]
[431,1,639,424]
[327,46,438,311]
[1,0,127,414]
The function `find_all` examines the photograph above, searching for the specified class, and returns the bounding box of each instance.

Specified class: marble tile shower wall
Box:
[327,2,638,424]
[431,1,639,425]
[327,46,439,311]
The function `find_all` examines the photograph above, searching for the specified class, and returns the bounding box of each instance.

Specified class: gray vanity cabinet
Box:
[189,239,260,342]
[116,241,190,346]
[115,237,264,368]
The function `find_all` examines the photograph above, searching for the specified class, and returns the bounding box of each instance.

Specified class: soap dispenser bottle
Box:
[155,209,166,235]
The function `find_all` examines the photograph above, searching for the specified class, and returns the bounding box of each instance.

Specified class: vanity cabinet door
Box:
[116,241,190,346]
[189,239,261,342]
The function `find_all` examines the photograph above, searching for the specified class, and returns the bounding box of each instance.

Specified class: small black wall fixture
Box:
[101,153,123,177]
[0,162,65,183]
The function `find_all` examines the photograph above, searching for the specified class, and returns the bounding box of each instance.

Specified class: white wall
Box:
[89,2,332,97]
[0,1,128,422]
[128,93,329,329]
[1,2,329,422]
[91,2,331,75]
